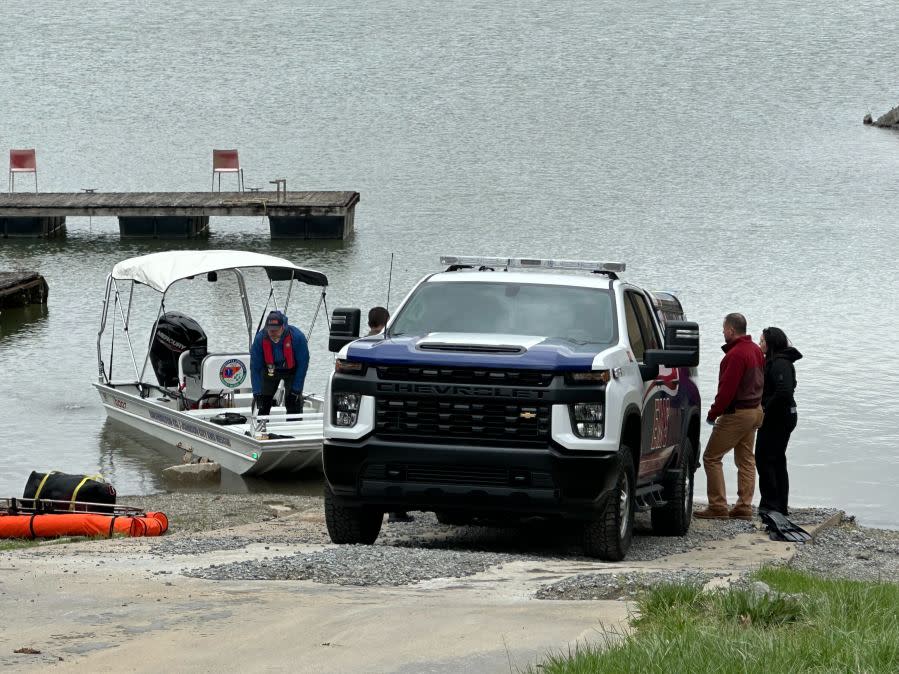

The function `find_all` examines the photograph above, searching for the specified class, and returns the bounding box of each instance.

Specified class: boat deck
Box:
[186,404,325,441]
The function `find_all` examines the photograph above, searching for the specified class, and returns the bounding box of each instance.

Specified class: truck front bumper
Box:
[323,438,621,519]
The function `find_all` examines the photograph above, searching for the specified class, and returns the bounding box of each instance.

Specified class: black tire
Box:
[650,438,695,537]
[583,445,635,561]
[324,484,383,544]
[435,510,474,526]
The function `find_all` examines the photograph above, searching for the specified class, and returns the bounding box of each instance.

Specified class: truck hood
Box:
[344,333,602,370]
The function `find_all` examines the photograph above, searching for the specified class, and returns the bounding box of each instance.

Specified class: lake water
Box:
[1,1,898,528]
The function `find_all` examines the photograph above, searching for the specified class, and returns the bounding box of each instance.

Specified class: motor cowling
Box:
[149,312,207,387]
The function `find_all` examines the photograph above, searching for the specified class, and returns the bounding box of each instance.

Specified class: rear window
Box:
[389,281,616,346]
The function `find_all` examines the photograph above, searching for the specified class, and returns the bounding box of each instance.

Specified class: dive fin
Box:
[760,511,812,543]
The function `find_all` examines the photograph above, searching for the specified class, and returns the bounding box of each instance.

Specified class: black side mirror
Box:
[328,307,361,352]
[642,320,700,371]
[664,320,700,352]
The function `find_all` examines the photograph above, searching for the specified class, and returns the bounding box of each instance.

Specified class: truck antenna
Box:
[386,252,395,311]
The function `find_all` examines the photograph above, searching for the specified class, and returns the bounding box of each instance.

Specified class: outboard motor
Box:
[149,312,207,387]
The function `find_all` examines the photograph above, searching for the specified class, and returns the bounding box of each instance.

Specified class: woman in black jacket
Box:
[756,327,802,515]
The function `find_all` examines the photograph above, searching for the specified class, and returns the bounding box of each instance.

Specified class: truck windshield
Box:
[389,281,616,345]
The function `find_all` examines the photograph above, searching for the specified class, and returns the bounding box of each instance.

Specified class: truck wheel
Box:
[435,510,474,526]
[651,438,695,536]
[324,484,383,544]
[583,445,635,561]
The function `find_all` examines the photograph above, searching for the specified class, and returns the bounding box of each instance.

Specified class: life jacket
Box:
[262,330,295,370]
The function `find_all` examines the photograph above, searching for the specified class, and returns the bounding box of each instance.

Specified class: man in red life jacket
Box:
[250,310,310,416]
[695,313,765,520]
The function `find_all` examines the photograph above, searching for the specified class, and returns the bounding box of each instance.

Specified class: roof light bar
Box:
[440,256,626,273]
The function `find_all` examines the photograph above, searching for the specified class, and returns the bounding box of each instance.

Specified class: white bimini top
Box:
[110,250,328,293]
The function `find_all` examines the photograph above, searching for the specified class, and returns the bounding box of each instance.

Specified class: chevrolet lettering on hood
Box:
[375,382,544,399]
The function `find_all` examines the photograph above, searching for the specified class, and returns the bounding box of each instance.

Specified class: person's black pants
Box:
[755,410,797,515]
[256,369,302,416]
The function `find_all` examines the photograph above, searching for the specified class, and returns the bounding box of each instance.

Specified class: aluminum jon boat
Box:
[94,250,329,476]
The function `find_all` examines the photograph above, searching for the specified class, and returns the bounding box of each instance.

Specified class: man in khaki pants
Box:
[695,313,765,520]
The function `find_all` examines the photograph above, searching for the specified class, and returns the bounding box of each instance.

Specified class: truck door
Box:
[623,291,682,482]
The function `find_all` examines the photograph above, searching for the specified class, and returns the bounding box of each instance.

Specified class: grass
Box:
[0,535,109,551]
[529,568,899,673]
[0,539,40,551]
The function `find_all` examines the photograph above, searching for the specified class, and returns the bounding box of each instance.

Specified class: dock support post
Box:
[268,206,355,239]
[118,216,210,239]
[0,216,66,238]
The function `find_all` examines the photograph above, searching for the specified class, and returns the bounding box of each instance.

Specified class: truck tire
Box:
[651,438,695,536]
[324,484,383,545]
[435,510,474,526]
[583,445,635,561]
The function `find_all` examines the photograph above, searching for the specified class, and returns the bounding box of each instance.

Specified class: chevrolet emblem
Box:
[520,411,537,419]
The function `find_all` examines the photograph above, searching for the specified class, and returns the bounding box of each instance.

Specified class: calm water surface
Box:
[1,1,898,527]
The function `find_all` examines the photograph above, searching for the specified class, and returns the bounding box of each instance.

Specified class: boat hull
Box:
[94,383,323,477]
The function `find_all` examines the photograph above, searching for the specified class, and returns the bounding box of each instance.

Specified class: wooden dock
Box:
[0,191,360,239]
[0,272,48,308]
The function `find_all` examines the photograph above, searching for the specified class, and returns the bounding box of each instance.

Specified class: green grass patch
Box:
[0,535,113,551]
[0,539,40,551]
[530,568,899,674]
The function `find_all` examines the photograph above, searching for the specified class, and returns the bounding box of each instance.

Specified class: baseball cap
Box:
[266,311,286,328]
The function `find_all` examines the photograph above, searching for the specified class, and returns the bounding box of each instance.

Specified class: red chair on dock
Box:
[8,149,37,193]
[211,149,244,192]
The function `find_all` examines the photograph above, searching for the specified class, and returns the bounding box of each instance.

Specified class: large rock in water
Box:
[865,104,899,127]
[162,462,221,484]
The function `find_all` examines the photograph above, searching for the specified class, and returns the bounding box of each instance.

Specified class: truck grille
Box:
[374,398,551,443]
[376,366,554,387]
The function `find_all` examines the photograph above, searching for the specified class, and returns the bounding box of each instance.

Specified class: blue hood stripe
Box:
[346,337,598,371]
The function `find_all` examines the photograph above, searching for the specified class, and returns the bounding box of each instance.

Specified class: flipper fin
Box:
[760,511,812,543]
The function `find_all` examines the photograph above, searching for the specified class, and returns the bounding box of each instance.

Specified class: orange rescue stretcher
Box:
[0,498,168,539]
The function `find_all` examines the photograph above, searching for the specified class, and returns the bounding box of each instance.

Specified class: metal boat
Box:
[94,250,329,476]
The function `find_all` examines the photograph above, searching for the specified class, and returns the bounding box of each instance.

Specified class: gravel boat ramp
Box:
[0,493,873,672]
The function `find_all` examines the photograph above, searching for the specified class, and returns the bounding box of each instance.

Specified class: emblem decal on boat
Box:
[219,359,247,388]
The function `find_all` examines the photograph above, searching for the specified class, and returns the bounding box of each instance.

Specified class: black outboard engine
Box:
[149,312,208,387]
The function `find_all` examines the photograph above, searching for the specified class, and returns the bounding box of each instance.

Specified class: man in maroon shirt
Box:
[695,313,765,520]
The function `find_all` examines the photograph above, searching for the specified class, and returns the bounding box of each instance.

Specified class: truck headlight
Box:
[333,393,361,427]
[571,402,603,438]
[335,359,365,374]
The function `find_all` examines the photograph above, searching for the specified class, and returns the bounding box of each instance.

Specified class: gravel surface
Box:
[788,520,899,583]
[124,491,846,591]
[536,570,721,600]
[185,544,518,585]
[122,493,321,533]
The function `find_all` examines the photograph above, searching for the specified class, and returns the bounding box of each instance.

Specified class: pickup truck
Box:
[322,256,701,560]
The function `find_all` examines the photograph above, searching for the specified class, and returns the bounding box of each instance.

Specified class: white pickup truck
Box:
[322,256,701,560]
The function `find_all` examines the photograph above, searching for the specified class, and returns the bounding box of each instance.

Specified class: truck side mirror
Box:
[328,308,361,353]
[664,320,700,352]
[642,321,700,371]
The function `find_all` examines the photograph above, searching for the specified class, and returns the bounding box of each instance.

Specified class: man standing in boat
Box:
[250,310,310,416]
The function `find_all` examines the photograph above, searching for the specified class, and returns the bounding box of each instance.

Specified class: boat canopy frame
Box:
[96,250,329,388]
